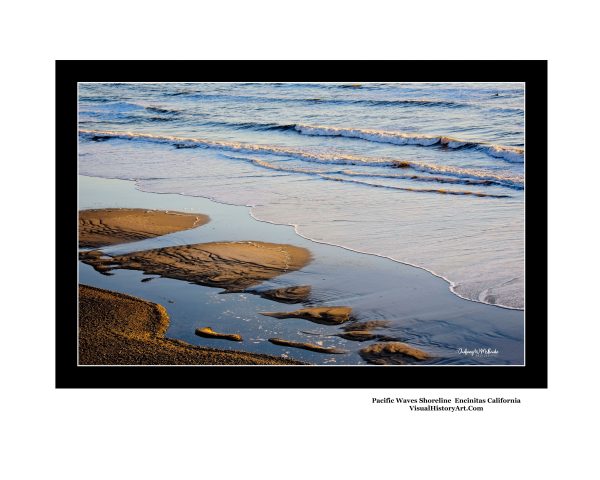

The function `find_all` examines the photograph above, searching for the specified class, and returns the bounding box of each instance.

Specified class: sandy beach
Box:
[78,207,336,365]
[79,208,209,248]
[81,240,311,291]
[79,284,304,365]
[77,176,524,365]
[80,207,440,365]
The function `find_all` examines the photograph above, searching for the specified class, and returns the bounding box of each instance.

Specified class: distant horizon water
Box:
[78,82,524,309]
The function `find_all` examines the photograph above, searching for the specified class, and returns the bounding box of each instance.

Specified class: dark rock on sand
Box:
[195,327,242,342]
[261,306,352,325]
[338,320,396,342]
[252,285,311,304]
[392,161,411,169]
[268,338,347,354]
[337,330,376,341]
[341,320,391,332]
[359,342,432,365]
[336,331,388,342]
[79,250,118,275]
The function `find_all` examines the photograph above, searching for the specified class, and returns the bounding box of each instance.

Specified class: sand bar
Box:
[79,284,304,365]
[80,241,311,291]
[79,208,209,248]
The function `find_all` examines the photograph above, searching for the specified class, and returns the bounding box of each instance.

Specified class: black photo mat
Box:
[56,60,547,388]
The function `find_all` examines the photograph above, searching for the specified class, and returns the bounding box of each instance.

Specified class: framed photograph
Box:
[56,60,547,388]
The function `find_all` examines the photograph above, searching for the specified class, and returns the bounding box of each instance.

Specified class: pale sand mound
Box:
[80,241,312,291]
[261,307,352,325]
[195,327,242,342]
[79,284,303,365]
[79,208,209,248]
[359,342,432,365]
[268,338,347,354]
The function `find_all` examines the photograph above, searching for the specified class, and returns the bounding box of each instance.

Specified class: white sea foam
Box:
[79,129,524,188]
[79,139,525,309]
[221,154,511,196]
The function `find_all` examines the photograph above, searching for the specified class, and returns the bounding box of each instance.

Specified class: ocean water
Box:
[78,82,524,310]
[78,176,524,365]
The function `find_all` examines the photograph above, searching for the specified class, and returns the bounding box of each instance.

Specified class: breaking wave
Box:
[172,119,524,163]
[79,129,524,189]
[294,124,525,163]
[317,175,510,198]
[217,154,510,198]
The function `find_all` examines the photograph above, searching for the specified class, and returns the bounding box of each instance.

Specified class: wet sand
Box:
[79,208,209,248]
[268,338,347,354]
[78,208,318,364]
[251,285,312,303]
[337,320,396,342]
[80,241,312,291]
[77,204,435,365]
[79,284,304,365]
[77,176,523,366]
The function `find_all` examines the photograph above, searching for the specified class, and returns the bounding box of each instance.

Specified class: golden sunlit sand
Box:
[78,208,316,364]
[78,285,303,365]
[195,327,243,342]
[79,241,312,291]
[79,208,209,248]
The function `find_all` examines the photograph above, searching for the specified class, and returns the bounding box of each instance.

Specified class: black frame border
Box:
[56,60,547,388]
